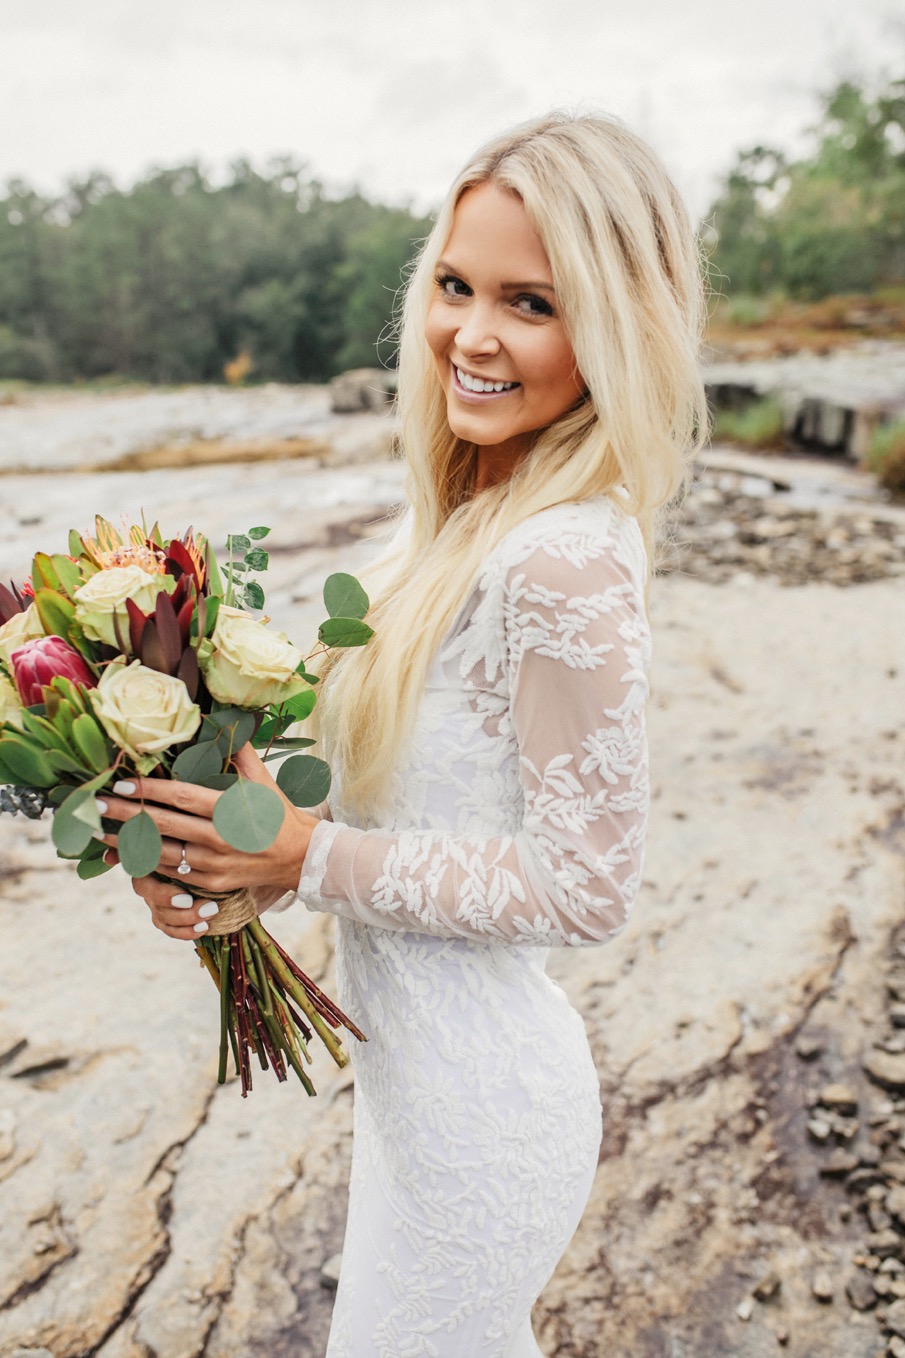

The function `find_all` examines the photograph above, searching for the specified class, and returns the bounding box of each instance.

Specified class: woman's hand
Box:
[96,744,320,942]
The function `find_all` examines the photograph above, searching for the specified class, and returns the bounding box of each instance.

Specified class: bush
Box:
[867,419,905,494]
[712,398,785,449]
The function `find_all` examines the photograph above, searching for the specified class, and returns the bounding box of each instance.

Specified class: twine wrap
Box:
[201,887,261,935]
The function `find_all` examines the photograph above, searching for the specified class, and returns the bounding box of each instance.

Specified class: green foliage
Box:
[213,778,284,852]
[117,810,163,877]
[867,418,905,493]
[707,72,905,299]
[0,162,432,384]
[712,399,785,449]
[276,754,331,808]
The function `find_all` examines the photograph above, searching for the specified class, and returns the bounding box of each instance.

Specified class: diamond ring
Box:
[176,843,192,876]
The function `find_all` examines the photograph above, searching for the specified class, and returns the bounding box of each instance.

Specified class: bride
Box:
[100,111,706,1357]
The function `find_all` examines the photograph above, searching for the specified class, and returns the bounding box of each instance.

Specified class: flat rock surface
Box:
[1,387,904,1358]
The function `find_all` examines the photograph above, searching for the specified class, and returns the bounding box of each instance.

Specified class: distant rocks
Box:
[662,455,905,586]
[329,368,396,414]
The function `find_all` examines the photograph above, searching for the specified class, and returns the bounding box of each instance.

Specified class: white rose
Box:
[0,673,24,730]
[199,605,310,709]
[74,566,175,649]
[0,604,45,667]
[91,660,201,765]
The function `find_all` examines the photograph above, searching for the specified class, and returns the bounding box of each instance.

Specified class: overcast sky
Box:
[2,0,901,220]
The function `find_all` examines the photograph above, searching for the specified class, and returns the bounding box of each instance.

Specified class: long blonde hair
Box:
[318,111,708,818]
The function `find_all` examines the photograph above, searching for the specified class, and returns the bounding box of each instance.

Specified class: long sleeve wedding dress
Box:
[297,496,651,1358]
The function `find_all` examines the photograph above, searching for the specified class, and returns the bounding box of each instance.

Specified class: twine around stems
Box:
[157,877,262,935]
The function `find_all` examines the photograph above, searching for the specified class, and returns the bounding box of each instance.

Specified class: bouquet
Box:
[0,517,372,1096]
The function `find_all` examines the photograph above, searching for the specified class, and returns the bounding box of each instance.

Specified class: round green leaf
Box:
[248,526,271,540]
[276,754,331,808]
[244,548,269,571]
[323,573,369,620]
[52,786,99,856]
[171,738,225,783]
[318,617,374,649]
[213,779,284,852]
[118,811,163,877]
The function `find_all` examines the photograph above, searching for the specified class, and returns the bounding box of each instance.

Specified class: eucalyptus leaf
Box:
[244,548,269,571]
[197,772,240,791]
[280,689,316,722]
[323,572,369,621]
[243,582,265,611]
[275,754,331,808]
[226,534,250,552]
[171,738,224,783]
[52,783,103,856]
[318,617,375,649]
[77,854,114,880]
[118,811,163,877]
[248,526,270,540]
[212,779,284,852]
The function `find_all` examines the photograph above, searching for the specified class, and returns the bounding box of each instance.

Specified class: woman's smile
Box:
[452,364,520,398]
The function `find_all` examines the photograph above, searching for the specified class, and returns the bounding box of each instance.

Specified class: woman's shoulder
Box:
[481,495,646,590]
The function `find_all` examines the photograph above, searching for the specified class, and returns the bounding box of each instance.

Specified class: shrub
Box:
[867,419,905,495]
[712,398,785,449]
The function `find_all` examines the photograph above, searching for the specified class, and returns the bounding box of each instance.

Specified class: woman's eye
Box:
[436,274,470,299]
[514,293,554,318]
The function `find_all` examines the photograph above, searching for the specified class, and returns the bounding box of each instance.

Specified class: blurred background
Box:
[1,6,905,1358]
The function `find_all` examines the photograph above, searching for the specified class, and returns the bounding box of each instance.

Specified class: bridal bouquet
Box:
[0,517,371,1096]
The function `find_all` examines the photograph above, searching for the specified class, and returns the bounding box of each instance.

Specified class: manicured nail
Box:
[197,901,219,919]
[193,921,209,934]
[95,799,109,814]
[171,893,194,909]
[113,780,137,796]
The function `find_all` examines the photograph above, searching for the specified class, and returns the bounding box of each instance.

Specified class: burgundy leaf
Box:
[166,540,201,589]
[177,644,200,700]
[0,582,24,625]
[176,596,195,648]
[154,591,182,673]
[125,597,147,656]
[139,619,169,675]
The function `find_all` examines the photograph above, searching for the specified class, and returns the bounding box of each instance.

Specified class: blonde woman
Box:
[100,112,707,1357]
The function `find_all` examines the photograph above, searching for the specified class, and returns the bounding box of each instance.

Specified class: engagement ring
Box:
[177,844,192,876]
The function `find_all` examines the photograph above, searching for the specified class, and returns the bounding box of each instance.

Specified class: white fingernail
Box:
[193,921,209,934]
[91,830,107,842]
[95,799,109,814]
[197,901,219,919]
[171,893,194,909]
[113,780,136,795]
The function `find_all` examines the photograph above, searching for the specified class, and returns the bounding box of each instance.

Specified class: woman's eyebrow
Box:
[436,260,556,294]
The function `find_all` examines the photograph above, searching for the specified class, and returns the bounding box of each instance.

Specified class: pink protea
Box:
[10,636,97,707]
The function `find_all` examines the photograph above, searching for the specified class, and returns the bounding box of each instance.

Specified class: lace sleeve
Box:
[297,527,650,947]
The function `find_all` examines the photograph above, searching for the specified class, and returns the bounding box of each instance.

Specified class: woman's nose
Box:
[455,303,500,356]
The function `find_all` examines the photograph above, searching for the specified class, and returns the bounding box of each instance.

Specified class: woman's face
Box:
[425,182,584,479]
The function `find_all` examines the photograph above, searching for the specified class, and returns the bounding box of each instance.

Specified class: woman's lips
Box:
[451,364,520,402]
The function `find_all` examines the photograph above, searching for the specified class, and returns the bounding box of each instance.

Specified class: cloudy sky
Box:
[2,0,901,219]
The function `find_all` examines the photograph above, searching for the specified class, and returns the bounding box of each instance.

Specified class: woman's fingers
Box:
[130,872,221,941]
[108,776,221,817]
[98,793,222,851]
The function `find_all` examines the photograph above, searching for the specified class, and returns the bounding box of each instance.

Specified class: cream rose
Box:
[0,673,24,730]
[91,660,201,766]
[199,605,310,709]
[74,566,175,649]
[0,604,45,667]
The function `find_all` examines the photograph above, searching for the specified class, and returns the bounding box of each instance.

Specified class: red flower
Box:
[10,636,97,707]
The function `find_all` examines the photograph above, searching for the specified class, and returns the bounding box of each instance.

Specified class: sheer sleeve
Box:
[297,526,650,947]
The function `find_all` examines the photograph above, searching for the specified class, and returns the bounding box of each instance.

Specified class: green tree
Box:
[707,71,905,298]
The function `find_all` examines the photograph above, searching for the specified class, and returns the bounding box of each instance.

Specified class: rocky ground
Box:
[1,386,904,1358]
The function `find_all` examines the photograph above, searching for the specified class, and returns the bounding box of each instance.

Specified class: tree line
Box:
[0,160,432,384]
[706,71,905,299]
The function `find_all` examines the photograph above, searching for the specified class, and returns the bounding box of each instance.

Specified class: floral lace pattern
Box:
[297,498,650,1357]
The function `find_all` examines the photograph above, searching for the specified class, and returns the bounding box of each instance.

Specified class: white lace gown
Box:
[297,497,651,1358]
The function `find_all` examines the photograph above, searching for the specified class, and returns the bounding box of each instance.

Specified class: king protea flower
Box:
[10,636,97,706]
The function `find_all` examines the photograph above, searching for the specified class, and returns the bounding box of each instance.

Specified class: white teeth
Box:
[456,366,516,394]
